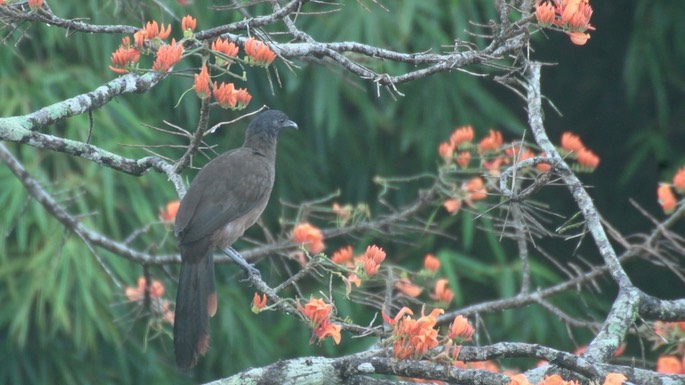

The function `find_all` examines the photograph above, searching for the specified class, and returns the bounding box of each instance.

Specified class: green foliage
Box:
[1,0,681,384]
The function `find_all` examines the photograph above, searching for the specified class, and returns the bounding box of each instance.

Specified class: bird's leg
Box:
[222,247,261,280]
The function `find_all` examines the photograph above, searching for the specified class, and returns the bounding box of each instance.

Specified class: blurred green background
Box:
[1,0,684,384]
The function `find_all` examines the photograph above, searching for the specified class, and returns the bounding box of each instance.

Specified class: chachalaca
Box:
[173,110,297,369]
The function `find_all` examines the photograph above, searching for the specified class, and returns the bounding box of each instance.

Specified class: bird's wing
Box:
[174,148,274,244]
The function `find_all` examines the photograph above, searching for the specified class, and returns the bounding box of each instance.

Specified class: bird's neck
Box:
[243,132,277,159]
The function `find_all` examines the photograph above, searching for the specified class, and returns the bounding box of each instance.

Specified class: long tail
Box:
[173,252,217,369]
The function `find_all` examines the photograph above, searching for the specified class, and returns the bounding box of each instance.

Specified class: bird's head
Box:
[245,110,298,141]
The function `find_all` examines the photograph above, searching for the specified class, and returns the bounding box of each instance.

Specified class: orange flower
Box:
[568,31,591,45]
[244,37,277,66]
[563,0,594,32]
[332,202,352,220]
[359,245,386,277]
[448,315,474,341]
[508,373,532,385]
[152,39,183,72]
[298,296,333,326]
[28,0,43,10]
[314,321,341,344]
[430,278,454,304]
[181,15,197,32]
[443,198,462,214]
[478,130,503,153]
[506,146,535,164]
[143,20,171,40]
[125,277,164,301]
[346,273,361,288]
[395,278,423,297]
[212,37,239,66]
[535,1,556,27]
[539,374,579,385]
[212,81,237,108]
[382,306,413,326]
[438,142,455,163]
[423,254,440,273]
[450,125,475,147]
[602,373,627,385]
[576,147,600,169]
[291,223,326,254]
[656,355,682,374]
[233,88,252,110]
[536,152,552,172]
[150,280,165,298]
[251,292,267,313]
[133,30,146,48]
[159,200,180,223]
[455,151,471,169]
[463,177,487,202]
[193,65,211,100]
[298,297,341,344]
[392,308,444,359]
[109,45,141,74]
[331,245,354,265]
[560,132,585,153]
[673,166,685,194]
[657,183,677,214]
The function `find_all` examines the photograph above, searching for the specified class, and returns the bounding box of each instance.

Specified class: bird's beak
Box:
[283,120,298,130]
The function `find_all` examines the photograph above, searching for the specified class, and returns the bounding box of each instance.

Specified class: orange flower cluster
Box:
[535,0,595,45]
[193,65,211,100]
[251,292,268,313]
[673,167,685,193]
[559,131,600,170]
[359,245,386,277]
[212,37,240,67]
[135,20,172,48]
[383,307,475,362]
[447,315,474,341]
[331,245,354,265]
[159,199,180,223]
[657,167,685,214]
[423,254,440,273]
[212,81,252,110]
[328,244,386,292]
[438,125,475,166]
[291,222,326,254]
[658,183,678,215]
[430,278,454,304]
[181,15,196,34]
[244,37,277,66]
[297,297,341,344]
[656,355,685,374]
[478,129,504,154]
[395,278,423,298]
[109,36,141,74]
[390,308,443,359]
[508,373,533,385]
[442,176,489,215]
[438,126,554,215]
[28,0,43,11]
[124,277,174,324]
[152,39,183,72]
[507,373,626,385]
[602,373,627,385]
[109,20,178,74]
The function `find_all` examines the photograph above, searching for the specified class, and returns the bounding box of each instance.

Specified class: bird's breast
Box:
[209,198,269,248]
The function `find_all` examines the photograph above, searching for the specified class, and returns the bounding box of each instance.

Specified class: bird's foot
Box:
[223,247,261,280]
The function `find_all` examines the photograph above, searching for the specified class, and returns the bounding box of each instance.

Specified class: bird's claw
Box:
[240,263,261,281]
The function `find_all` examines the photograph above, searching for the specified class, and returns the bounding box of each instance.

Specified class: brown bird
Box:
[173,110,297,369]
